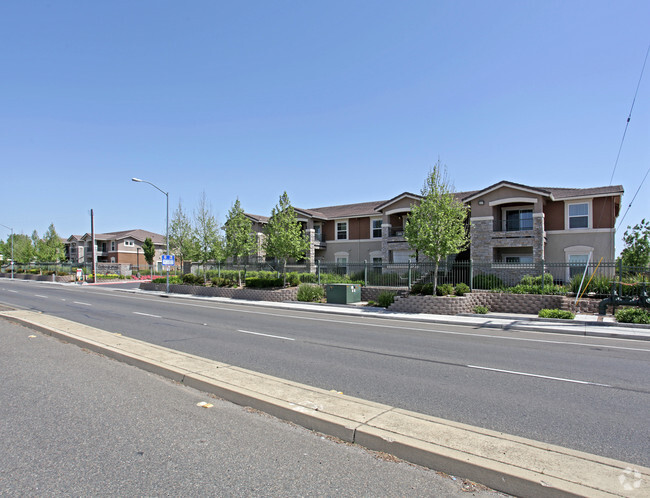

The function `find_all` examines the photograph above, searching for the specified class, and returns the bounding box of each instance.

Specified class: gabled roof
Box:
[245,213,269,224]
[374,192,421,212]
[461,181,623,202]
[67,234,83,242]
[306,200,387,219]
[78,229,165,245]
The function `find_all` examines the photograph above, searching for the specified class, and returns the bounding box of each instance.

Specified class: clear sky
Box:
[1,1,648,256]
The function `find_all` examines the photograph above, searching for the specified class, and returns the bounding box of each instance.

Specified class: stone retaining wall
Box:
[0,272,75,283]
[140,283,299,302]
[361,286,408,302]
[389,292,605,315]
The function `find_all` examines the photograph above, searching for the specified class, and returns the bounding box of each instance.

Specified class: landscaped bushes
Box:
[615,308,650,324]
[297,284,324,302]
[472,274,504,290]
[538,309,575,320]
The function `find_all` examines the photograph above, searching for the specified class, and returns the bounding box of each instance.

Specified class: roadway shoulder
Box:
[1,309,647,497]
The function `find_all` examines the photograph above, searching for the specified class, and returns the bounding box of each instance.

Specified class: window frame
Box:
[566,201,591,230]
[370,218,383,238]
[336,220,348,240]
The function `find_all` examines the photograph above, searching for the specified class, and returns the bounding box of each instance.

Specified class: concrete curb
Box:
[2,309,647,497]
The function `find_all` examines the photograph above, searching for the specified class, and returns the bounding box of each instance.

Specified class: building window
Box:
[336,221,348,240]
[568,203,589,229]
[124,240,134,247]
[334,251,349,274]
[568,254,589,279]
[314,224,322,242]
[503,209,533,231]
[111,241,115,251]
[371,219,382,238]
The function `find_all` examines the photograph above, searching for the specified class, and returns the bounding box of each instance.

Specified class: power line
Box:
[617,166,650,230]
[609,43,650,184]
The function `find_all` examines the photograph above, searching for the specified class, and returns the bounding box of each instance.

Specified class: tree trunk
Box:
[283,259,287,286]
[433,260,440,295]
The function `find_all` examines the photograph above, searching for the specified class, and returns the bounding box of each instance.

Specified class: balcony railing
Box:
[493,220,533,232]
[389,228,405,237]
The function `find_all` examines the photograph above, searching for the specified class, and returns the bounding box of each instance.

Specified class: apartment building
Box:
[65,229,167,267]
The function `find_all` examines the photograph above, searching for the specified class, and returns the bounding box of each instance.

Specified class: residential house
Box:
[246,181,623,283]
[65,229,168,268]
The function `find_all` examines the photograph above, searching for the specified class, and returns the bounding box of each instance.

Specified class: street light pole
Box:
[0,223,13,280]
[132,178,169,293]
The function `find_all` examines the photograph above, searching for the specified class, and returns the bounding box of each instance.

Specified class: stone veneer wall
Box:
[140,283,299,302]
[389,292,605,315]
[0,272,75,283]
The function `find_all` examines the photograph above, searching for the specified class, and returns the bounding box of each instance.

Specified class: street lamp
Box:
[0,223,13,280]
[132,178,169,293]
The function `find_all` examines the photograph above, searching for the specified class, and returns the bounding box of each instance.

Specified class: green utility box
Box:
[325,283,361,304]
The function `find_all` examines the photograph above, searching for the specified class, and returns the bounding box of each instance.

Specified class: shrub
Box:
[377,291,396,308]
[538,309,575,320]
[297,284,324,302]
[410,283,423,295]
[318,272,364,285]
[473,305,489,314]
[153,276,183,284]
[421,283,434,295]
[472,274,504,290]
[615,308,650,324]
[568,274,612,296]
[436,283,454,296]
[245,277,284,288]
[211,276,237,287]
[455,283,470,296]
[520,273,554,287]
[182,273,204,285]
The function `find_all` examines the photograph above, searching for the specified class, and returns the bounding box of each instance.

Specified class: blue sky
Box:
[1,1,648,255]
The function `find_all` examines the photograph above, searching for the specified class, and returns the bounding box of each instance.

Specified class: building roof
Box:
[77,229,166,245]
[461,180,623,202]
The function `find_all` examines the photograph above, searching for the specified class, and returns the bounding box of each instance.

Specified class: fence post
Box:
[317,260,321,285]
[618,258,623,297]
[408,259,412,290]
[541,259,545,292]
[364,260,368,287]
[469,260,473,290]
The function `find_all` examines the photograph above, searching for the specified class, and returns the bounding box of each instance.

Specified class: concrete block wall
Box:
[361,286,408,302]
[141,283,299,302]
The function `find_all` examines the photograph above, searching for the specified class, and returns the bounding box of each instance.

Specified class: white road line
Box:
[34,295,48,298]
[74,291,650,353]
[466,365,612,387]
[7,290,18,293]
[133,311,162,318]
[73,301,92,306]
[237,329,295,341]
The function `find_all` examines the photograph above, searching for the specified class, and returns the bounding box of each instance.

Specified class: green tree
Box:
[169,199,196,271]
[194,191,224,282]
[142,237,156,266]
[404,162,468,294]
[620,218,650,269]
[13,234,35,264]
[36,223,65,262]
[224,198,256,286]
[263,191,309,285]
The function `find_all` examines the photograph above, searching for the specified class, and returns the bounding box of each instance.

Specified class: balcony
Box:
[493,219,533,232]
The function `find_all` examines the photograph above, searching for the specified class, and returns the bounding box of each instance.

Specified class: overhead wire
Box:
[617,166,650,230]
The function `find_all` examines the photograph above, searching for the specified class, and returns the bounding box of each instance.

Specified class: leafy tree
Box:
[194,191,224,282]
[224,198,256,286]
[404,162,468,294]
[142,237,156,266]
[169,199,196,270]
[13,234,35,264]
[35,223,65,262]
[620,218,650,269]
[263,191,309,285]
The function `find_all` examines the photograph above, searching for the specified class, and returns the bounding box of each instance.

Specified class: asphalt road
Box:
[0,319,503,496]
[1,279,649,468]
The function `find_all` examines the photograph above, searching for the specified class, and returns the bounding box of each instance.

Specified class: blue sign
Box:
[162,254,175,266]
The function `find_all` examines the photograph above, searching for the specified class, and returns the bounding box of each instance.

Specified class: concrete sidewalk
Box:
[124,287,650,342]
[2,308,647,497]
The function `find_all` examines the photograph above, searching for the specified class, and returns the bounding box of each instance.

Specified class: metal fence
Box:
[187,259,649,292]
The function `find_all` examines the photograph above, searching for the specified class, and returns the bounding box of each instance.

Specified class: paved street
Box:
[1,279,649,468]
[0,319,504,496]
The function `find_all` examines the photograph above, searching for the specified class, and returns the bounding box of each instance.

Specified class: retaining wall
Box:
[0,272,75,283]
[140,282,299,302]
[389,292,604,315]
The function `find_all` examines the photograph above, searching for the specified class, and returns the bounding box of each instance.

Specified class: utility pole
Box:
[91,209,97,283]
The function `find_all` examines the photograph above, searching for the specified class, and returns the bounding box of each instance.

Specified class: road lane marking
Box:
[34,295,48,298]
[73,301,92,306]
[6,290,18,293]
[133,311,162,318]
[53,289,650,352]
[466,365,612,387]
[237,329,295,341]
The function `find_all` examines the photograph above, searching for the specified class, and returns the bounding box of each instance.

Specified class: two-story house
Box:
[65,229,167,267]
[246,181,623,282]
